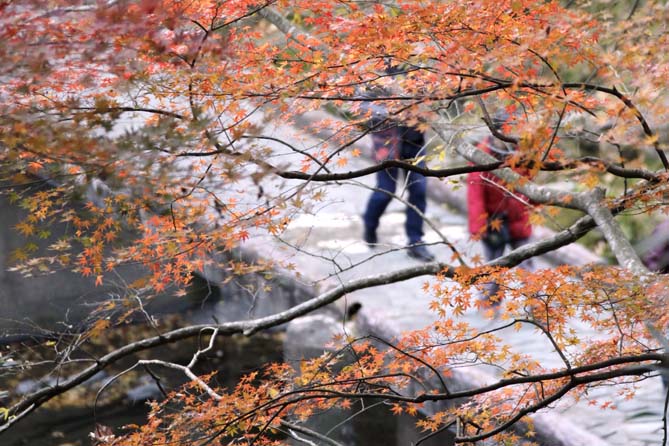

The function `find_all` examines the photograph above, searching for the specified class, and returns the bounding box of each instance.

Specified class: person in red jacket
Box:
[467,115,533,303]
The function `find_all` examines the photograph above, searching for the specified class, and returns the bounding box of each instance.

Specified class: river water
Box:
[4,334,453,446]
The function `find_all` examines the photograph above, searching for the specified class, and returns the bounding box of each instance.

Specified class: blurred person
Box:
[360,66,434,262]
[467,111,533,304]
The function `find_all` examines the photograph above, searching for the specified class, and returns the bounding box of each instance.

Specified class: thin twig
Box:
[415,419,456,446]
[280,420,344,446]
[138,359,221,401]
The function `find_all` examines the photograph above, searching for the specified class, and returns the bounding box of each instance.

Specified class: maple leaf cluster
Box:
[1,0,669,445]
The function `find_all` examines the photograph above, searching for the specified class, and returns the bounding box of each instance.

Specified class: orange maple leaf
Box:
[489,217,503,232]
[390,404,403,415]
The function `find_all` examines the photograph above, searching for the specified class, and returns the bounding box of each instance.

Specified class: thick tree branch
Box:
[0,204,616,433]
[256,6,323,52]
[542,157,660,182]
[71,106,186,120]
[0,263,452,432]
[434,126,650,273]
[436,127,587,210]
[279,159,504,181]
[581,189,647,274]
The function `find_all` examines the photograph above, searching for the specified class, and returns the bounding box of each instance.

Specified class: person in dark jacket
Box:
[467,115,533,301]
[360,61,434,262]
[362,123,434,262]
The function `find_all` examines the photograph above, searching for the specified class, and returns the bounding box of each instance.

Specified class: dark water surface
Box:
[4,334,453,446]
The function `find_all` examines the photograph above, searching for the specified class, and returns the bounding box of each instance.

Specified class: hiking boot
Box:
[363,228,378,246]
[407,244,435,262]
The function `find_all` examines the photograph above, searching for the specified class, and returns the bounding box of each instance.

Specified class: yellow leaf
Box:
[529,213,545,226]
[580,173,599,189]
[645,134,659,145]
[130,276,150,289]
[89,319,110,338]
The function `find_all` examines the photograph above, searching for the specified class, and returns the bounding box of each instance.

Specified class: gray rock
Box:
[283,314,347,365]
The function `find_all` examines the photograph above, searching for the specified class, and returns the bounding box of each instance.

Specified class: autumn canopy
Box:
[1,0,669,445]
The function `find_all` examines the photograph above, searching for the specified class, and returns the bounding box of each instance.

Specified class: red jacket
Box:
[467,138,532,240]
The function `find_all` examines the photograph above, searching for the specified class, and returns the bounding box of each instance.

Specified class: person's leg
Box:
[481,240,506,305]
[509,237,541,317]
[398,126,427,245]
[404,170,427,244]
[362,167,398,243]
[398,130,433,260]
[362,128,401,244]
[482,240,506,262]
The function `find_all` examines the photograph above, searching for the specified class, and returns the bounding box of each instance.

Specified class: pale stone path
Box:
[239,129,665,445]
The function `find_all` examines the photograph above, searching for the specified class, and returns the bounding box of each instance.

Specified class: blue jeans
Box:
[362,127,427,244]
[482,238,530,263]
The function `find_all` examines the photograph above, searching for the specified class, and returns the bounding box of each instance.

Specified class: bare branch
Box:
[280,420,344,446]
[138,359,222,401]
[0,263,451,432]
[581,189,646,274]
[435,126,650,273]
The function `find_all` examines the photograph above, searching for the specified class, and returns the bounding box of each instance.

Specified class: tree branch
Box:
[0,263,452,432]
[581,189,647,274]
[434,125,650,273]
[280,420,345,446]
